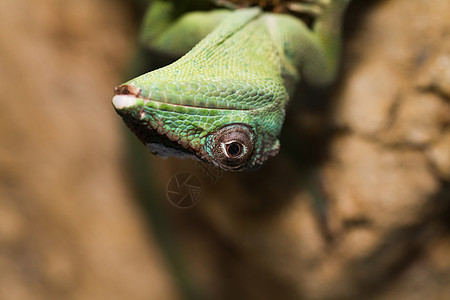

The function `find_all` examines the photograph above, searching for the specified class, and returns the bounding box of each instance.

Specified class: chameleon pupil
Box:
[226,142,242,157]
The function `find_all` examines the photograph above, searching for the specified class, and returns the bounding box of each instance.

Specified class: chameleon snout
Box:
[114,84,141,97]
[112,84,143,110]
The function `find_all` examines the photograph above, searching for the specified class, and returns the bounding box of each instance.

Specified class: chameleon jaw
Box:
[113,101,202,159]
[112,86,208,160]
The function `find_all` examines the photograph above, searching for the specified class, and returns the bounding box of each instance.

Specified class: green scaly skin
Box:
[113,0,350,171]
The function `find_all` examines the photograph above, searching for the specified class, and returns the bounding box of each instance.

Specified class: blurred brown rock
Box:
[0,0,178,299]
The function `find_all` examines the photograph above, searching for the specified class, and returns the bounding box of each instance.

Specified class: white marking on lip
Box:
[112,95,138,109]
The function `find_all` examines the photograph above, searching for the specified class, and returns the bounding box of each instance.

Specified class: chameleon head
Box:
[112,82,283,171]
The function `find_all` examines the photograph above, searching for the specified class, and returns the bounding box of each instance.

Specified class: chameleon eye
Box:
[209,124,255,170]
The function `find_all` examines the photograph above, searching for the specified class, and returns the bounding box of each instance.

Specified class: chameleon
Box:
[113,0,351,171]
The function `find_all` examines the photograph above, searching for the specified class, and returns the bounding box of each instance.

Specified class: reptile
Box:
[113,0,351,171]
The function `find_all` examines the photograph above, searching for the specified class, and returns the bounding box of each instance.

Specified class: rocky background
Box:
[1,0,449,299]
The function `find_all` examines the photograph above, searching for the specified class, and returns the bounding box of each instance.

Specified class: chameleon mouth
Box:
[113,83,266,111]
[112,84,164,110]
[112,93,207,112]
[113,83,225,111]
[113,84,205,110]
